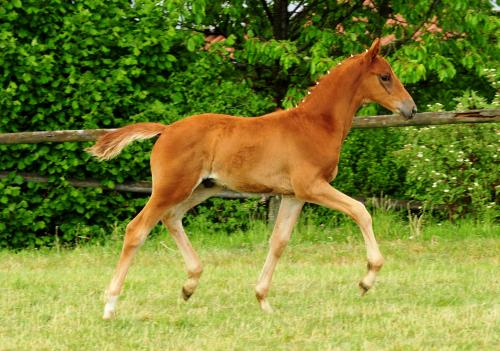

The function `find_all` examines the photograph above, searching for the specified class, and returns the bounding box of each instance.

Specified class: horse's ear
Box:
[365,38,381,63]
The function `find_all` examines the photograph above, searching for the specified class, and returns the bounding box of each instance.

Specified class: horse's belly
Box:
[207,171,294,195]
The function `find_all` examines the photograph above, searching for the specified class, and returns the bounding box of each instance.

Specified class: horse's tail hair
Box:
[86,122,167,161]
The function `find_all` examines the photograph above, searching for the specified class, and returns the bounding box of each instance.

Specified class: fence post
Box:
[267,195,281,227]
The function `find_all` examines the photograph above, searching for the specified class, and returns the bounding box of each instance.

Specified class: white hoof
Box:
[102,296,118,320]
[102,309,115,320]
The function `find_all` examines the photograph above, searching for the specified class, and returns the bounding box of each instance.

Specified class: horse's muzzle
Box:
[399,99,417,120]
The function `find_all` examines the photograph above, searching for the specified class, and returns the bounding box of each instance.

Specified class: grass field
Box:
[0,213,499,350]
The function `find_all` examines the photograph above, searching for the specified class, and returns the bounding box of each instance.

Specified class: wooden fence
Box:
[0,109,498,144]
[0,109,498,214]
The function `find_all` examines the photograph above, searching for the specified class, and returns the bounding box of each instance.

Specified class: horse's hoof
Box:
[102,310,115,320]
[182,287,193,301]
[358,281,370,296]
[258,299,274,314]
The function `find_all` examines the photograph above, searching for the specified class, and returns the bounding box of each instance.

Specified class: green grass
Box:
[0,214,499,350]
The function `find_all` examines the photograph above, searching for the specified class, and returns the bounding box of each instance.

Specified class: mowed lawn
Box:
[0,218,499,350]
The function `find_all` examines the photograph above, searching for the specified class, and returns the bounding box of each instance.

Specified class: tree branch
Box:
[289,0,324,35]
[259,0,274,26]
[272,0,290,39]
[387,0,441,52]
[330,0,364,30]
[373,0,393,38]
[289,0,307,18]
[407,0,441,40]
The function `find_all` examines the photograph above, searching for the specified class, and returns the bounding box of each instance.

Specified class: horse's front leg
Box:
[296,181,384,294]
[255,196,304,313]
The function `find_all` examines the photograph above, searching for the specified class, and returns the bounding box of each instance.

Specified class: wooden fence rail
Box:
[0,171,426,211]
[0,171,259,199]
[0,109,498,144]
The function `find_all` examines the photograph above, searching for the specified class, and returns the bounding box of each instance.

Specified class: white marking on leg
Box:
[103,295,118,320]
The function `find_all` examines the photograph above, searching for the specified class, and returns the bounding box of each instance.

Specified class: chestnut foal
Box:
[87,38,416,319]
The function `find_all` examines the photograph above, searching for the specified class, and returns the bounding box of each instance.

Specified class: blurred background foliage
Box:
[0,0,498,247]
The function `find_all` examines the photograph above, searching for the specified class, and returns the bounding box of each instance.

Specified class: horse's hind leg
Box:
[161,185,222,301]
[102,195,171,319]
[102,178,202,319]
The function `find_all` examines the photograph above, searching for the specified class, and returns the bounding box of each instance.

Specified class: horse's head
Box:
[358,38,417,119]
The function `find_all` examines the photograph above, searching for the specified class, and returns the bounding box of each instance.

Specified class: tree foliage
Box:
[181,0,499,109]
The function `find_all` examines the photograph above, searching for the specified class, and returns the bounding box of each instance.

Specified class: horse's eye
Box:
[380,74,391,82]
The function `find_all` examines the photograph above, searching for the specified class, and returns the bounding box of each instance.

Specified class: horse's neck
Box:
[297,59,365,137]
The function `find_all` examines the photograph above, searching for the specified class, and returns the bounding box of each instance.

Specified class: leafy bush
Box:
[395,80,499,219]
[335,128,406,198]
[396,124,499,219]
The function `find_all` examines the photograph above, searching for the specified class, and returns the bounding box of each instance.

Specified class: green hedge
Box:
[0,0,275,248]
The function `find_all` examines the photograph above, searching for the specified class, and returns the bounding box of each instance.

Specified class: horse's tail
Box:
[86,122,167,161]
